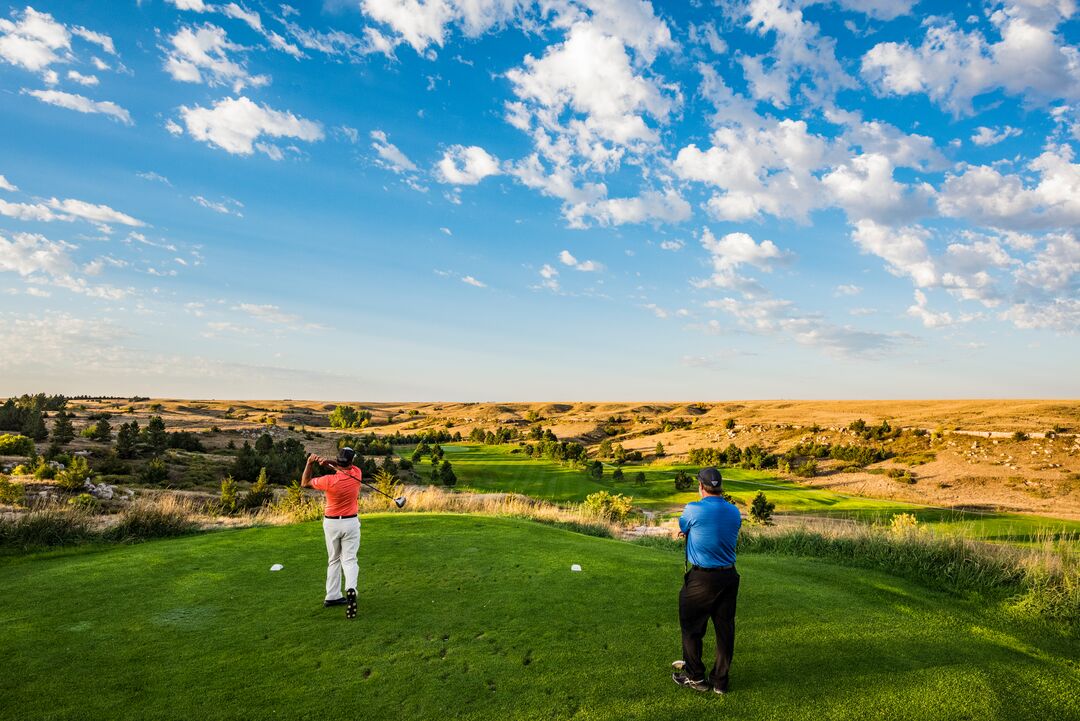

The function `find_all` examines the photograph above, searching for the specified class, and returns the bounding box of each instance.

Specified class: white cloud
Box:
[907,289,971,328]
[698,227,790,289]
[71,26,115,55]
[177,96,324,156]
[821,153,934,224]
[191,195,244,217]
[359,0,527,53]
[673,119,836,222]
[435,144,500,184]
[46,198,143,227]
[851,220,937,287]
[937,146,1080,230]
[861,7,1080,115]
[583,189,691,226]
[835,284,862,296]
[24,88,132,124]
[0,7,70,73]
[820,0,915,20]
[0,175,17,192]
[971,125,1022,146]
[536,263,560,291]
[66,70,98,86]
[371,130,418,173]
[703,295,899,357]
[558,249,603,272]
[660,239,684,251]
[0,231,128,299]
[235,303,304,326]
[461,275,486,287]
[164,24,269,92]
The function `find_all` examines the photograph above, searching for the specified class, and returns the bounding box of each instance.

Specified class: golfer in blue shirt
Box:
[672,467,742,694]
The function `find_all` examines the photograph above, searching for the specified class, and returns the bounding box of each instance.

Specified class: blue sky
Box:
[0,0,1078,400]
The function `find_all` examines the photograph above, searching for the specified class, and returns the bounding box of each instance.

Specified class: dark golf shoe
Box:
[672,673,710,692]
[324,598,347,607]
[346,588,357,619]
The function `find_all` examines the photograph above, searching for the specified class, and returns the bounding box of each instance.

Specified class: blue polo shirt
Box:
[679,495,741,568]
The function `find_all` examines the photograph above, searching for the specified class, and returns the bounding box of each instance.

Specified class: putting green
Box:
[2,515,1077,720]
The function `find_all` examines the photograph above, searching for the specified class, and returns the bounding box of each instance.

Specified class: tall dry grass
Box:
[635,517,1079,627]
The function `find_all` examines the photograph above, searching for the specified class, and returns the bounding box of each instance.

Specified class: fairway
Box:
[3,515,1077,721]
[414,445,1080,542]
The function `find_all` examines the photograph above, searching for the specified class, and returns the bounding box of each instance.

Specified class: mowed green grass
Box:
[413,445,1080,542]
[2,515,1078,721]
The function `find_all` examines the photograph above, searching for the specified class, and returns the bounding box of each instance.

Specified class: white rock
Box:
[270,564,284,572]
[570,564,582,572]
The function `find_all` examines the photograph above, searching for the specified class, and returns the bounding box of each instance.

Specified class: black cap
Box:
[697,467,723,489]
[336,447,356,466]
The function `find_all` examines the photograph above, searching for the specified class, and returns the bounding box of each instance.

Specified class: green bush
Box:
[582,491,633,523]
[219,476,240,514]
[0,475,27,506]
[749,491,775,525]
[32,462,56,480]
[673,470,693,491]
[68,493,99,511]
[56,456,93,491]
[0,434,35,456]
[139,457,169,485]
[272,481,322,521]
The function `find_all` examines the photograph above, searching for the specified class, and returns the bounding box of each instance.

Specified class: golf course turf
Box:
[3,515,1078,720]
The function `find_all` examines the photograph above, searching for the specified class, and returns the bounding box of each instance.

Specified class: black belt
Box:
[324,514,357,519]
[690,564,735,572]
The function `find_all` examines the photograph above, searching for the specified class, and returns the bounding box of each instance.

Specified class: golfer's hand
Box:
[307,453,319,466]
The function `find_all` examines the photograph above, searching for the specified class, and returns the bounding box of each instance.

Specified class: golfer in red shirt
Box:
[302,447,362,619]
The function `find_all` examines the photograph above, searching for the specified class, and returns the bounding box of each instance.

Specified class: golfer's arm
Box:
[301,458,315,487]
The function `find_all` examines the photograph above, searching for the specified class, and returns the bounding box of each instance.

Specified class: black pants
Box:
[679,566,740,689]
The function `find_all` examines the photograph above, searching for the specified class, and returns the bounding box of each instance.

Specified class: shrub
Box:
[582,491,633,523]
[1012,431,1029,442]
[32,461,56,480]
[103,496,197,542]
[93,452,131,475]
[68,493,99,511]
[0,433,36,456]
[370,468,404,510]
[329,405,372,429]
[219,476,241,514]
[243,468,274,510]
[634,471,646,486]
[673,470,693,491]
[0,505,94,549]
[749,491,775,525]
[139,457,169,484]
[654,442,665,457]
[56,456,93,491]
[612,467,624,482]
[890,513,919,535]
[0,475,26,506]
[586,460,604,481]
[725,418,736,430]
[791,459,817,478]
[272,481,322,522]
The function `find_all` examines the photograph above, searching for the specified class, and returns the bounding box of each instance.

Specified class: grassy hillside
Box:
[2,515,1077,721]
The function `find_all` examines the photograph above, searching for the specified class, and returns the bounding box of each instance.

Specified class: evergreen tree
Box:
[92,418,112,442]
[52,411,74,445]
[634,471,647,486]
[587,460,603,481]
[431,444,444,462]
[21,409,48,441]
[655,441,666,458]
[674,470,693,491]
[439,460,457,487]
[598,438,613,458]
[116,421,139,459]
[255,433,274,453]
[749,491,775,524]
[145,416,167,456]
[0,399,20,431]
[612,467,624,482]
[231,441,261,481]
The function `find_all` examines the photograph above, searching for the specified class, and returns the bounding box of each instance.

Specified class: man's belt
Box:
[324,514,358,519]
[690,564,735,571]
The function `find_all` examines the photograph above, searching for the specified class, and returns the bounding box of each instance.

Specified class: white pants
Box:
[322,517,360,601]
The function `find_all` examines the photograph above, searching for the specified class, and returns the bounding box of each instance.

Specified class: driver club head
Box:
[394,497,407,508]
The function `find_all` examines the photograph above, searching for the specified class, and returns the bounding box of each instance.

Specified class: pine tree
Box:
[116,421,139,459]
[439,460,457,487]
[655,441,666,458]
[52,411,74,445]
[92,418,112,442]
[145,416,168,455]
[22,409,48,441]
